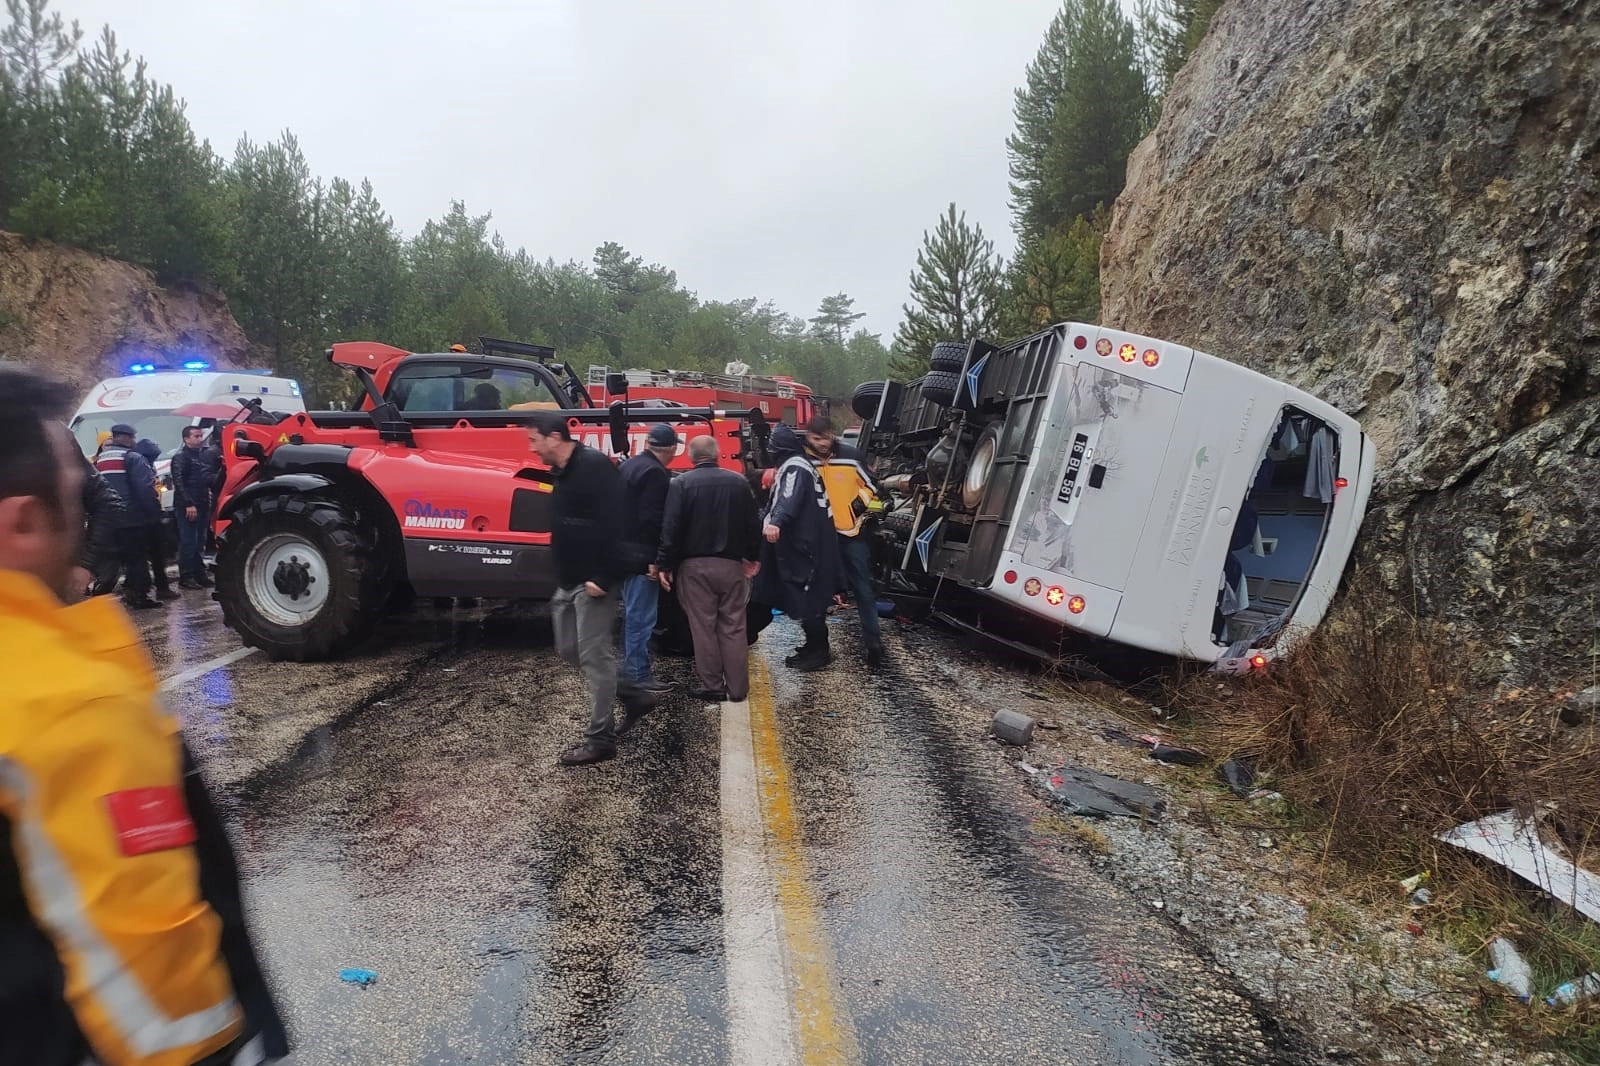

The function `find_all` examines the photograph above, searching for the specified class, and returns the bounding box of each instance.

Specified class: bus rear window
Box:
[1214,407,1340,646]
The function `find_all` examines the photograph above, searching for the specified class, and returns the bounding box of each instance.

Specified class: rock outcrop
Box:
[1101,0,1598,679]
[0,230,257,392]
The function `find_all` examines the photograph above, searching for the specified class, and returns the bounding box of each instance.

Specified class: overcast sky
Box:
[57,0,1076,341]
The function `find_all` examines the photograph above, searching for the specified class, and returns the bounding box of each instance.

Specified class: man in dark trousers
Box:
[93,424,169,609]
[753,423,842,671]
[617,424,678,694]
[134,437,177,603]
[76,453,126,597]
[527,411,656,766]
[172,425,215,590]
[0,364,289,1066]
[804,415,886,669]
[657,435,762,702]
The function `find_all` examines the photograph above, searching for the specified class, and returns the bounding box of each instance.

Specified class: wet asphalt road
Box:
[142,588,1322,1066]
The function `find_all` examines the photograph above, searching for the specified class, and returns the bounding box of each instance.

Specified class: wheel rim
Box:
[244,532,330,627]
[963,435,997,510]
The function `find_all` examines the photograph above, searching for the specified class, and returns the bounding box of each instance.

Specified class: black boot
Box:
[616,687,659,736]
[559,742,617,766]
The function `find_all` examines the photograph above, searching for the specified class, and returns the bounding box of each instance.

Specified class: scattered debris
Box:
[1099,724,1141,747]
[1258,836,1275,849]
[1217,758,1256,796]
[991,708,1037,746]
[1247,790,1285,808]
[1404,921,1424,937]
[1016,761,1040,776]
[1545,972,1600,1008]
[1437,809,1600,923]
[340,967,379,988]
[1408,887,1433,907]
[1559,685,1599,727]
[1035,764,1166,820]
[1149,743,1206,767]
[1485,938,1534,1002]
[1399,872,1430,895]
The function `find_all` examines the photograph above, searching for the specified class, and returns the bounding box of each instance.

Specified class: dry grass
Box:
[1168,569,1600,1061]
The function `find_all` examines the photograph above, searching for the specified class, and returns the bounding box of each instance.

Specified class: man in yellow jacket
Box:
[803,414,886,669]
[0,365,287,1066]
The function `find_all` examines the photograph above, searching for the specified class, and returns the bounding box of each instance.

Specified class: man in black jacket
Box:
[658,436,762,702]
[752,423,841,671]
[76,454,126,597]
[134,438,177,603]
[616,424,677,694]
[527,412,656,766]
[93,425,170,609]
[172,426,215,590]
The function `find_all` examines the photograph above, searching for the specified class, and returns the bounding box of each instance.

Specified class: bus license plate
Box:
[1056,433,1090,503]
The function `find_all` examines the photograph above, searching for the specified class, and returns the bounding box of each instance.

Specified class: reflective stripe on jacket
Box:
[817,457,876,537]
[0,572,243,1066]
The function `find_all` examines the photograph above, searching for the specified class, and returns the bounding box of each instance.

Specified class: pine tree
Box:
[891,203,1003,377]
[1000,209,1106,337]
[227,133,328,382]
[809,292,865,347]
[1007,0,1150,243]
[1137,0,1222,93]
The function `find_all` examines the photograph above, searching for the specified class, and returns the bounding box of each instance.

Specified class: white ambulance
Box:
[70,362,306,510]
[857,323,1377,673]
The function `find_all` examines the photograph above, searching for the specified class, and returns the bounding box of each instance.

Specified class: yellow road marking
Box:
[745,658,860,1066]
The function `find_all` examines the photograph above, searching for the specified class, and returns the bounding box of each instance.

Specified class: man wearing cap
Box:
[616,424,679,694]
[93,423,168,609]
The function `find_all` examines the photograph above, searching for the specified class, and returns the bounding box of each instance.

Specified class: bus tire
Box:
[850,380,887,421]
[920,370,961,407]
[929,342,966,373]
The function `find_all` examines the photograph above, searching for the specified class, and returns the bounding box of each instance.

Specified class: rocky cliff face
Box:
[1101,0,1598,679]
[0,230,257,392]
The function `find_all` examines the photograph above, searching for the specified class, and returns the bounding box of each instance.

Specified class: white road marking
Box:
[158,646,258,692]
[720,694,802,1066]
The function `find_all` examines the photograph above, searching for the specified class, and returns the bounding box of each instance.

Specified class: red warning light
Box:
[1073,335,1087,350]
[1023,577,1042,597]
[1067,595,1086,614]
[1118,343,1138,363]
[1095,339,1113,357]
[1045,586,1066,606]
[1335,477,1349,490]
[1003,570,1018,584]
[1250,654,1268,670]
[1141,349,1160,367]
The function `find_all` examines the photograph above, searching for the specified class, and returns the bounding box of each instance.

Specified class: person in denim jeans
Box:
[617,424,677,693]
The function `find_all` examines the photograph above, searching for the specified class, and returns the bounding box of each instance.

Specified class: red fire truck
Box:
[586,365,818,473]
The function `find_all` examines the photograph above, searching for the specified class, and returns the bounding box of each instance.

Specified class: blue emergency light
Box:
[182,360,211,371]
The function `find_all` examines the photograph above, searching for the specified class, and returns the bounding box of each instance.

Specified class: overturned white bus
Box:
[851,323,1377,673]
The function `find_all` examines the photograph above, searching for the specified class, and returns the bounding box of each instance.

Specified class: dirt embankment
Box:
[0,230,259,394]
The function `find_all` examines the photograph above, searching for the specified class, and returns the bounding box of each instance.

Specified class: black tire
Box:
[920,370,961,407]
[652,584,696,658]
[215,494,387,661]
[929,341,966,373]
[850,380,887,422]
[881,509,916,538]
